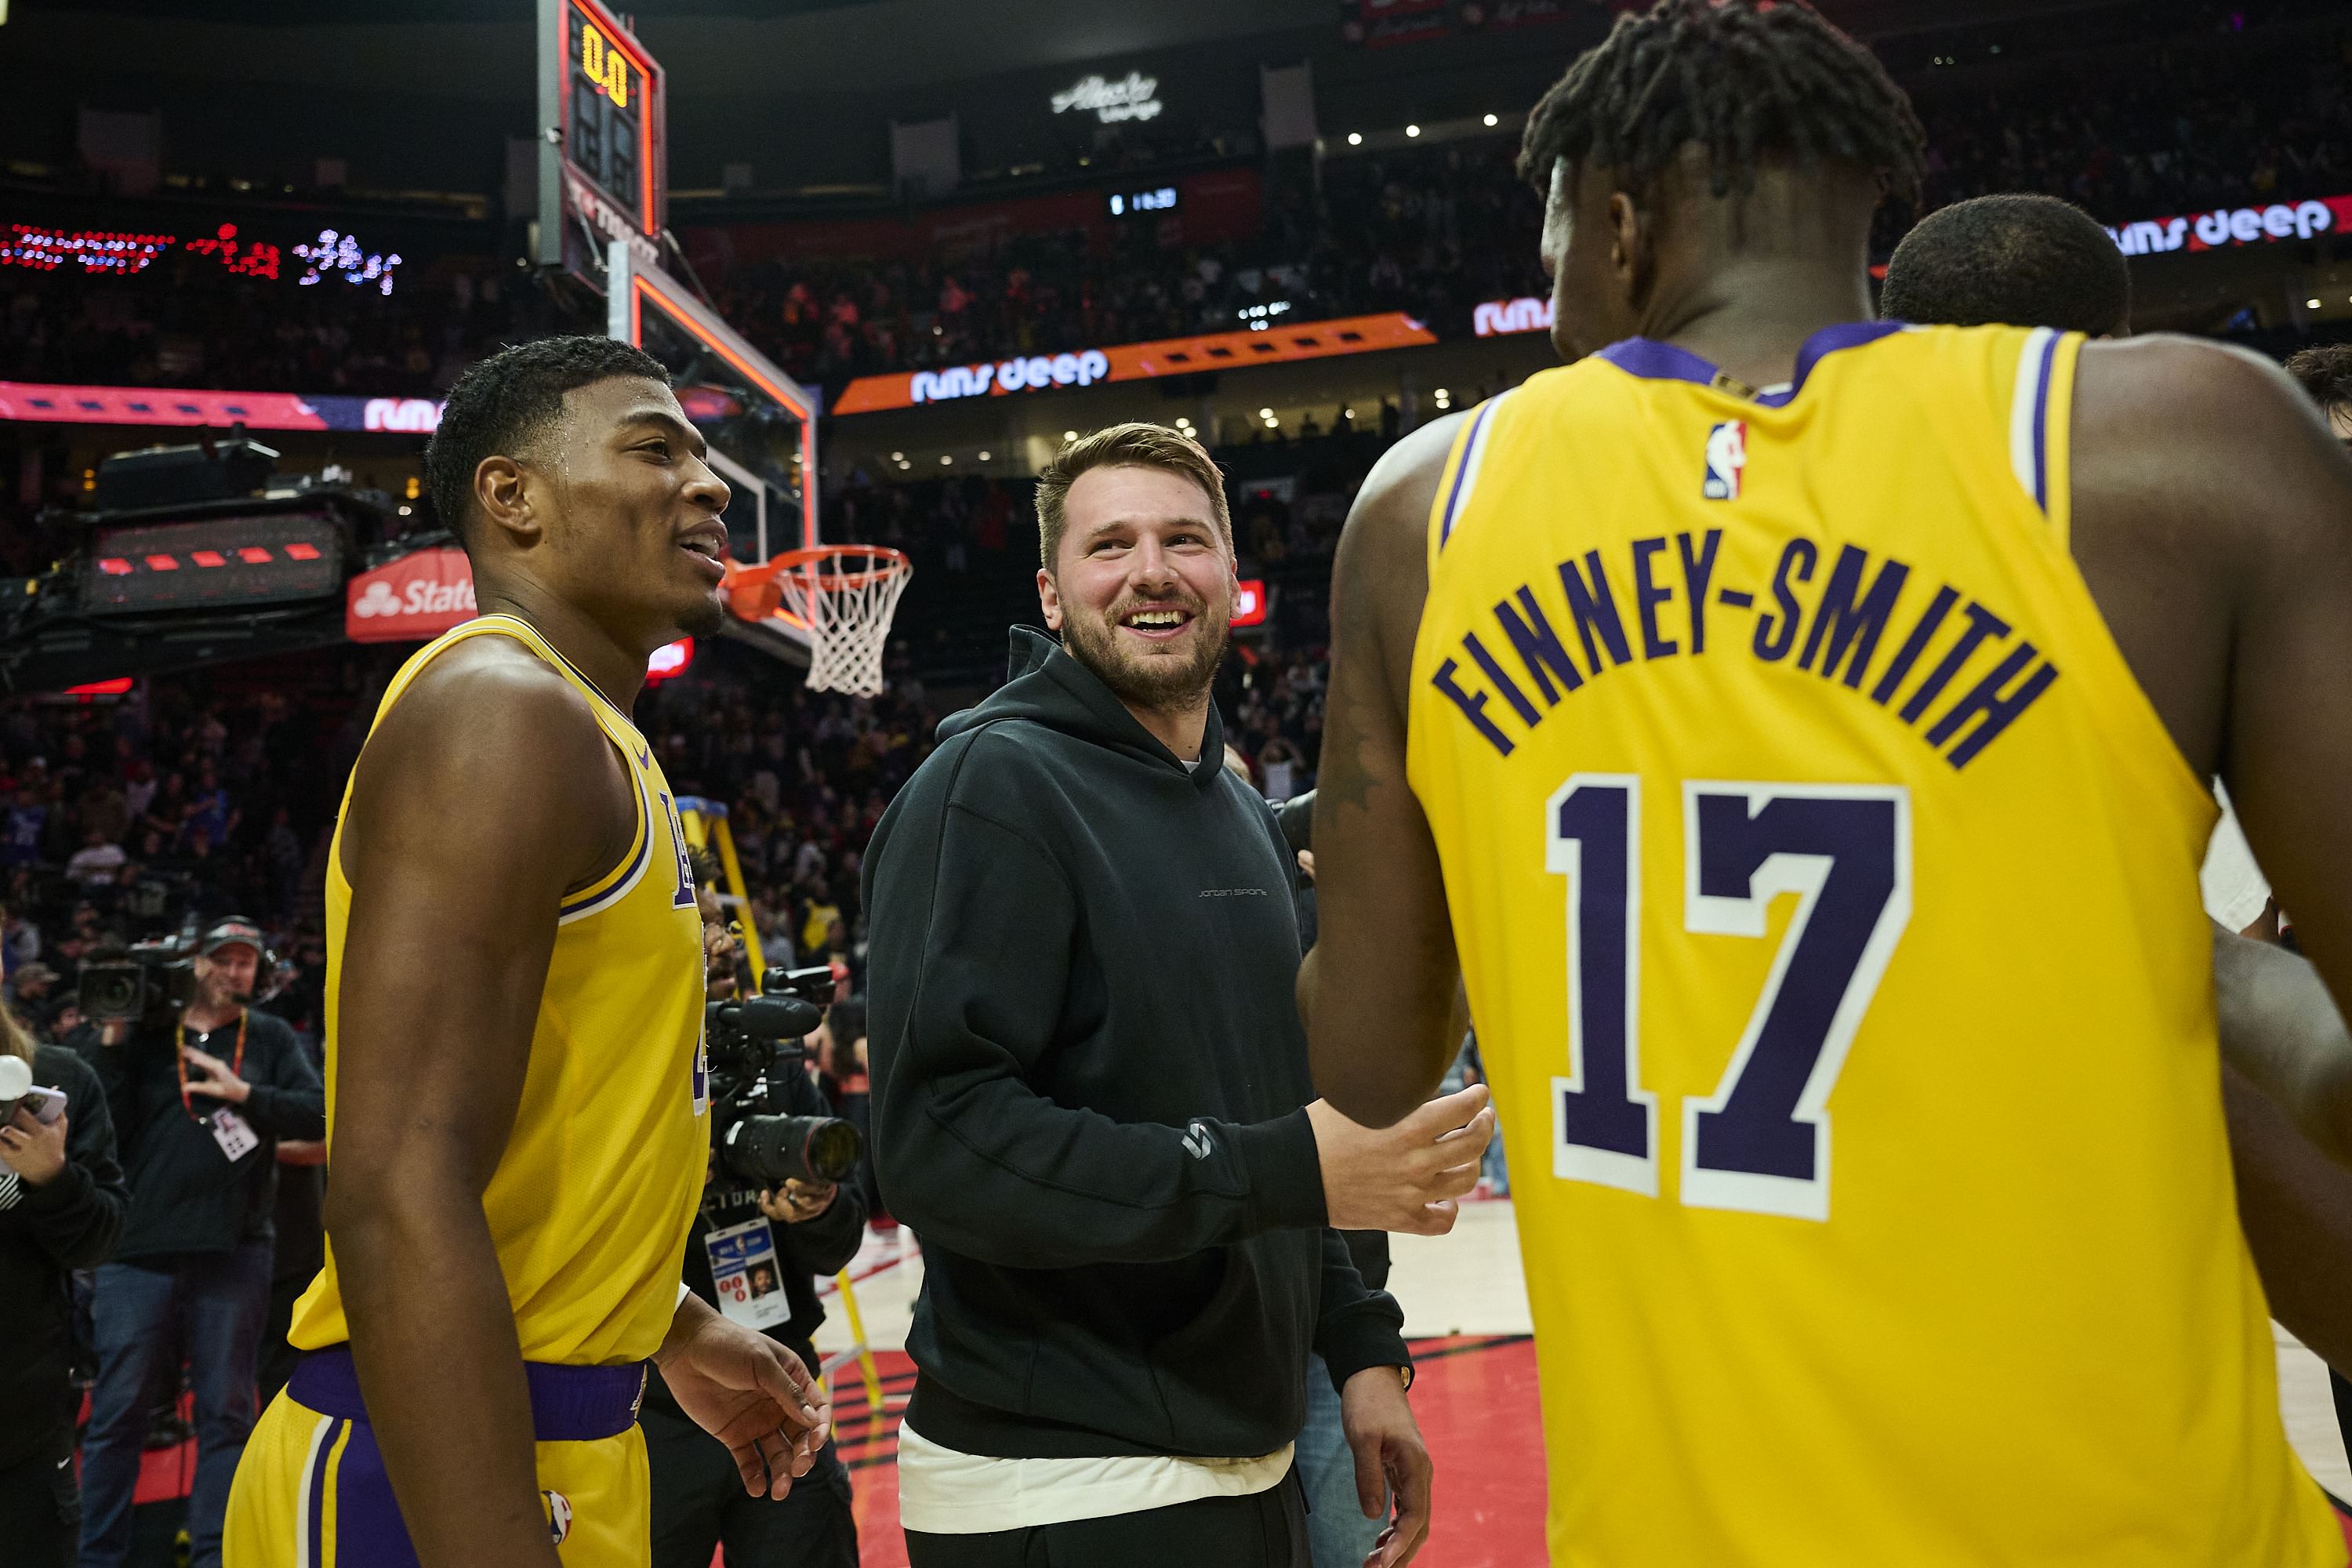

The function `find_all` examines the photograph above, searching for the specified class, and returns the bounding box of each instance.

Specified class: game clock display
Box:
[554,0,666,239]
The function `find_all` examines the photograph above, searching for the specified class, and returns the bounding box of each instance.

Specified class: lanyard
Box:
[177,1011,248,1122]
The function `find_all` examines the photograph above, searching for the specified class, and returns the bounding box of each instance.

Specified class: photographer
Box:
[0,995,125,1566]
[76,919,324,1568]
[644,925,868,1568]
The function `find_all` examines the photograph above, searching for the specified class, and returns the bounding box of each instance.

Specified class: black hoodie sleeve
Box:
[238,1014,325,1142]
[5,1047,128,1272]
[1312,1226,1411,1392]
[871,800,1327,1269]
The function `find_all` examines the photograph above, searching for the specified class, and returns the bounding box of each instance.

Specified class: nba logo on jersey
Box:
[1702,420,1746,499]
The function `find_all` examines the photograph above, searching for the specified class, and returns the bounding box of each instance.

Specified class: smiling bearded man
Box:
[860,423,1494,1568]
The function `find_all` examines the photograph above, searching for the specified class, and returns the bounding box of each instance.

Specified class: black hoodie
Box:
[864,627,1409,1461]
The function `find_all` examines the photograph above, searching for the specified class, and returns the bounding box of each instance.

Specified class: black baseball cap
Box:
[199,919,265,957]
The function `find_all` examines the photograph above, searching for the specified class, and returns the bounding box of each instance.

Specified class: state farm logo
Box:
[352,581,400,617]
[345,547,478,641]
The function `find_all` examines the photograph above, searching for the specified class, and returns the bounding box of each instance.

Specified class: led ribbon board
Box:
[832,311,1439,416]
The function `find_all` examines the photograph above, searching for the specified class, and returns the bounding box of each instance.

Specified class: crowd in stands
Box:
[6,0,2339,401]
[1,245,525,396]
[0,658,362,1041]
[1901,0,2352,230]
[713,136,1546,388]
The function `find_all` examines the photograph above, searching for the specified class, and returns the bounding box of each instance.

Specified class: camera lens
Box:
[720,1112,865,1186]
[81,966,142,1021]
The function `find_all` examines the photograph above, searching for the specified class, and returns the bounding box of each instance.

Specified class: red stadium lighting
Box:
[238,546,274,564]
[64,677,134,698]
[1232,578,1269,628]
[645,637,694,684]
[190,550,227,568]
[143,554,179,571]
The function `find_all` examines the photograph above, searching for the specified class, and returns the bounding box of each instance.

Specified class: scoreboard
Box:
[535,0,666,278]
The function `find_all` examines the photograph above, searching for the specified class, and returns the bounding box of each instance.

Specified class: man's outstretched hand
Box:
[1341,1365,1432,1566]
[1309,1083,1494,1234]
[655,1294,831,1498]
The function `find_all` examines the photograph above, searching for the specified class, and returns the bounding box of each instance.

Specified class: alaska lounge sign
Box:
[836,313,1438,416]
[1052,71,1161,124]
[2103,194,2347,256]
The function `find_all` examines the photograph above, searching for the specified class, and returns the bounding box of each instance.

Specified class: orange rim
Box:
[725,544,912,593]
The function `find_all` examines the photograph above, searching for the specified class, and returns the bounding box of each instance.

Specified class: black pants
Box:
[0,1418,79,1568]
[904,1468,1309,1568]
[642,1399,858,1568]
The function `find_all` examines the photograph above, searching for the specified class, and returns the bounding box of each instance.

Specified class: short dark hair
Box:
[424,335,670,550]
[1881,194,2130,336]
[1518,0,1924,211]
[2283,343,2352,418]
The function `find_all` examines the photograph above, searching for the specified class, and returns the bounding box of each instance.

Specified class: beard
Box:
[1062,590,1231,715]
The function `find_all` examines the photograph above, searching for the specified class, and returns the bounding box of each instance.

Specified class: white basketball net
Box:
[775,548,913,697]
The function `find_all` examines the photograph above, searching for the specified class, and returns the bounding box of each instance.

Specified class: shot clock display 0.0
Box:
[564,1,649,230]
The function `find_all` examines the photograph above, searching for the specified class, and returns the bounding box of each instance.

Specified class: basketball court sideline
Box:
[811,1203,2352,1566]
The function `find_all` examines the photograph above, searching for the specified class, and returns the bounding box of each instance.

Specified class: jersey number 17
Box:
[1545,776,1911,1222]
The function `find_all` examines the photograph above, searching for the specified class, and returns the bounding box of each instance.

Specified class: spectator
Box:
[10,962,59,1012]
[0,995,126,1567]
[2285,343,2352,443]
[65,827,127,887]
[76,919,325,1568]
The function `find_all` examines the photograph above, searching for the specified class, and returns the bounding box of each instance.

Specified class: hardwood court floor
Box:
[819,1201,2352,1567]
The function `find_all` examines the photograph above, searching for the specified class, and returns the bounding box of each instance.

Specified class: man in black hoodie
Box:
[866,423,1494,1568]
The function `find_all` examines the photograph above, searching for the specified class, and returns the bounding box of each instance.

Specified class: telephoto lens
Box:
[720,1112,866,1186]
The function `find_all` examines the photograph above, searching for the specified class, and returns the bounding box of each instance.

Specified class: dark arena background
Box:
[1,1,2349,1566]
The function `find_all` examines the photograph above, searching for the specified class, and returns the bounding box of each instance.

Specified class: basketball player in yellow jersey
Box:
[1301,2,2352,1562]
[224,337,826,1568]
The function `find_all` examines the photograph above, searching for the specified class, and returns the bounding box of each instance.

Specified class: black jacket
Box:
[0,1044,126,1465]
[643,1058,868,1421]
[864,628,1408,1461]
[85,1008,325,1264]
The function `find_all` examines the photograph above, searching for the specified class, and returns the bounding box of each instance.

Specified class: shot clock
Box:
[535,0,666,276]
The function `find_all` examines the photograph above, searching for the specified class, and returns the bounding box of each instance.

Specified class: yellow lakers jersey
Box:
[1407,323,2342,1566]
[289,613,710,1367]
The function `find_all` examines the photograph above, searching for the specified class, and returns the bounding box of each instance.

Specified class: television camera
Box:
[706,964,864,1189]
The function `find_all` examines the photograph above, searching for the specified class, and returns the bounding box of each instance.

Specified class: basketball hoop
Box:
[746,545,912,697]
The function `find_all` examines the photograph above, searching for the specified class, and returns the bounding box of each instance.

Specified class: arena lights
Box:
[1484,114,1499,127]
[978,450,992,461]
[0,225,176,274]
[292,229,403,296]
[1348,132,1363,146]
[0,217,401,289]
[1406,124,1421,137]
[182,224,279,279]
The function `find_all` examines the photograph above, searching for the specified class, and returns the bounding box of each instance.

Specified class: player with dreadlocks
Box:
[1301,0,2352,1561]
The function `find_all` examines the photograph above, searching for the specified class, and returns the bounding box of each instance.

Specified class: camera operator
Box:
[0,995,125,1566]
[76,918,324,1568]
[644,924,868,1568]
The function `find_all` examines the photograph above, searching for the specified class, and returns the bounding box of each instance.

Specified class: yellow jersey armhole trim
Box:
[558,746,652,917]
[1425,412,1483,579]
[2042,332,2082,550]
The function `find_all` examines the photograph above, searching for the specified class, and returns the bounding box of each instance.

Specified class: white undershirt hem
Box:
[895,1420,1294,1534]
